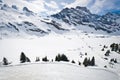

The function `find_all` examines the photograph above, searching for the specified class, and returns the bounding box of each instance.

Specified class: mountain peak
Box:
[76,6,91,13]
[23,7,33,16]
[51,6,120,33]
[51,6,91,20]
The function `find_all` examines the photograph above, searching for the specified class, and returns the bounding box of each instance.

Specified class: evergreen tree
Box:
[61,54,69,62]
[90,56,95,66]
[115,44,118,52]
[119,49,120,53]
[85,53,87,55]
[55,54,69,62]
[71,60,75,63]
[42,56,49,62]
[55,56,58,61]
[78,61,81,65]
[105,50,110,56]
[101,48,104,51]
[51,59,53,62]
[3,57,8,65]
[114,59,117,63]
[83,57,88,67]
[20,52,27,63]
[110,43,115,51]
[35,57,40,62]
[55,54,61,61]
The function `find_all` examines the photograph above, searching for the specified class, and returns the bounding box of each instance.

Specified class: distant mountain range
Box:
[0,1,120,38]
[52,6,120,33]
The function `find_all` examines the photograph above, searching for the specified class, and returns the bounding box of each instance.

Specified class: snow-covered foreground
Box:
[0,32,120,80]
[0,62,119,80]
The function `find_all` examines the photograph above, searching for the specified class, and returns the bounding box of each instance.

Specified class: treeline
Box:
[1,52,96,67]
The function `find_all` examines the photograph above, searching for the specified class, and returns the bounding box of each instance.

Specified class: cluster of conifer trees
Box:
[83,56,95,67]
[2,52,95,67]
[110,43,120,53]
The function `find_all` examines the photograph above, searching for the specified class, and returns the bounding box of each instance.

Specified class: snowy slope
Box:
[0,0,120,80]
[0,63,119,80]
[0,2,72,38]
[0,33,120,79]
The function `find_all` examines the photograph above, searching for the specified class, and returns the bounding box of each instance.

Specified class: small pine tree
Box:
[61,54,69,62]
[55,54,61,61]
[35,57,40,62]
[105,50,110,56]
[42,56,49,62]
[114,44,118,52]
[83,57,88,67]
[78,61,81,65]
[110,58,114,62]
[85,53,87,55]
[110,43,115,51]
[71,60,75,64]
[118,49,120,54]
[3,57,8,65]
[104,65,107,68]
[114,59,117,63]
[51,59,53,62]
[20,52,27,63]
[90,56,95,66]
[101,48,104,51]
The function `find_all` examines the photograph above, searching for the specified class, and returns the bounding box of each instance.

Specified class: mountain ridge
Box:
[51,6,120,33]
[0,1,120,38]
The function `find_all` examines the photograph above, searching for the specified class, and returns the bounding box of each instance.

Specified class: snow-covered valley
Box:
[0,32,120,80]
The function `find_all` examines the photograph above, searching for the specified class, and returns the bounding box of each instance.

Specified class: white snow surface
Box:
[0,32,120,80]
[0,62,119,80]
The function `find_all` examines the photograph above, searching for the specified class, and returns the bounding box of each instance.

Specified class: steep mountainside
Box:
[0,1,120,38]
[0,2,70,38]
[51,6,120,33]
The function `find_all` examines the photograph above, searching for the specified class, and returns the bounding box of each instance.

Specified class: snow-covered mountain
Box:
[51,6,120,34]
[0,0,120,38]
[0,1,71,38]
[0,1,120,80]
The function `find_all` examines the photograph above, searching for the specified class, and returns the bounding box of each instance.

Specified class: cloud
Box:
[61,2,69,6]
[89,0,120,14]
[45,1,59,9]
[89,0,107,14]
[66,0,120,14]
[4,0,47,13]
[4,0,120,15]
[66,0,91,8]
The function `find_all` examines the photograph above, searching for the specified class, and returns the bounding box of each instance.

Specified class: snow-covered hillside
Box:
[0,32,120,79]
[0,63,119,80]
[0,0,72,38]
[0,0,120,80]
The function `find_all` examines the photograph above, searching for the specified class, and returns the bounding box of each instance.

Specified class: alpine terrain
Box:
[0,0,120,80]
